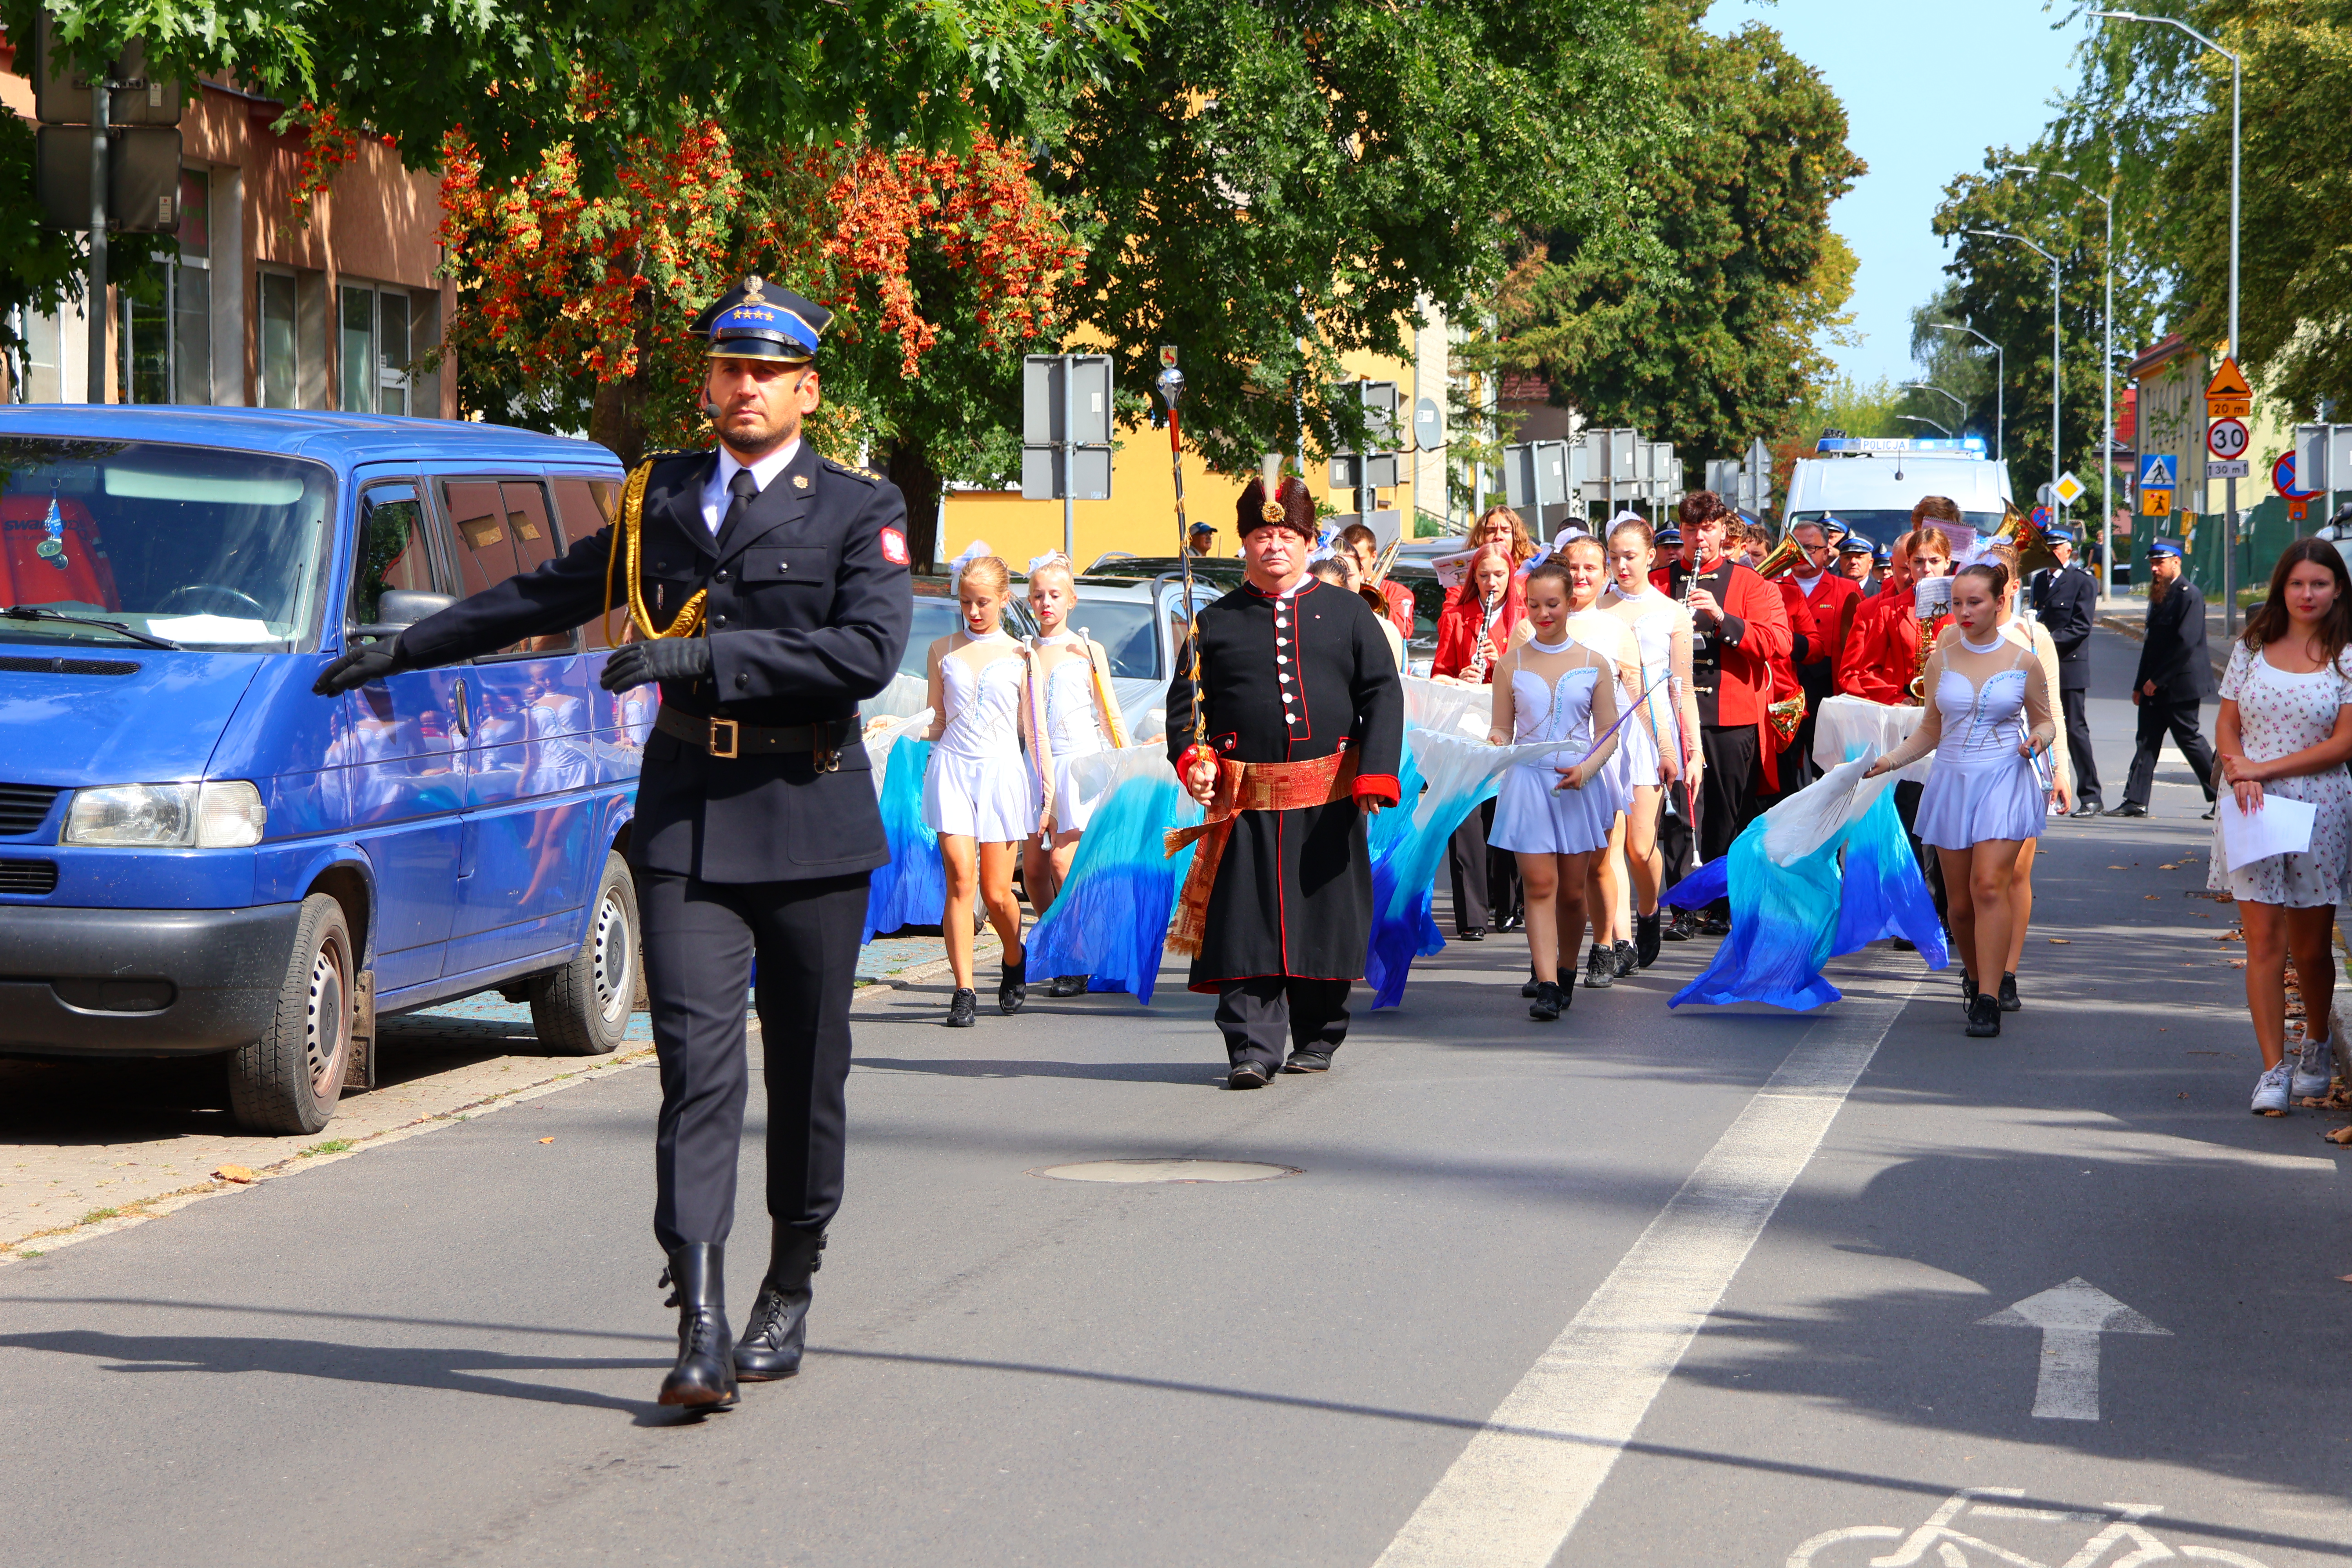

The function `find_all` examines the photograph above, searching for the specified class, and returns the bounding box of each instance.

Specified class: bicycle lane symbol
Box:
[1786,1486,2275,1567]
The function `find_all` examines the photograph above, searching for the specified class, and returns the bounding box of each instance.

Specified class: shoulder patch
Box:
[880,527,909,566]
[821,456,884,486]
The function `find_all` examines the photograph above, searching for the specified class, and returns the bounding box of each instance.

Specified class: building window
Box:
[338,281,413,415]
[258,270,297,408]
[120,168,211,405]
[20,309,62,402]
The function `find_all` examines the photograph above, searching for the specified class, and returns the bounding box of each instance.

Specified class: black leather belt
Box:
[656,708,844,770]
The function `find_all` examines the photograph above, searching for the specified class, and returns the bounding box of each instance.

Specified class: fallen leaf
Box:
[2048,938,2071,944]
[2145,894,2162,900]
[538,1137,555,1145]
[213,1165,254,1184]
[2109,865,2127,869]
[2160,864,2179,870]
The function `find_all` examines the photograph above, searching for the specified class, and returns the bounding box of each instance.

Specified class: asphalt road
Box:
[4,627,2347,1568]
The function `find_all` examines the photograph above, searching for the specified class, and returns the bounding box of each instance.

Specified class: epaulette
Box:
[820,455,884,486]
[641,447,701,466]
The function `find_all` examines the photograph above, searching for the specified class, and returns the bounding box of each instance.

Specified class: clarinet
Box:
[1465,586,1503,683]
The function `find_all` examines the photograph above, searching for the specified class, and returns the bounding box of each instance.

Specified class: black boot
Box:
[1635,913,1662,968]
[1960,971,1977,1010]
[1048,974,1087,997]
[999,953,1028,1014]
[1584,943,1615,989]
[947,987,977,1027]
[1557,966,1578,1011]
[1529,980,1562,1021]
[1998,972,2021,1012]
[1614,940,1638,978]
[658,1244,738,1410]
[1965,993,2002,1038]
[1521,967,1542,998]
[735,1224,822,1382]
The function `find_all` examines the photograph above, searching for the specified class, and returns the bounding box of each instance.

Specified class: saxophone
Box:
[1904,577,1950,704]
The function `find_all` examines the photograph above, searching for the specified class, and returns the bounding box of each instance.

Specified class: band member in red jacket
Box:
[1779,519,1859,789]
[1650,491,1791,927]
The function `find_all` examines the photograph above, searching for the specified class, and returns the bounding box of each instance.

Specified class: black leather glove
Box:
[313,635,412,696]
[601,635,712,692]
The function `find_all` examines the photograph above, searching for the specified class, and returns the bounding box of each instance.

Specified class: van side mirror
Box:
[352,589,458,641]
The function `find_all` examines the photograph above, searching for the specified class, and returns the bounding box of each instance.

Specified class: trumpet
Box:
[1751,532,1810,580]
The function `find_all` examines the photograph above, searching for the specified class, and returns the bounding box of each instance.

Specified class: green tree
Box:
[1928,154,2165,517]
[1491,1,1865,467]
[1043,0,1661,478]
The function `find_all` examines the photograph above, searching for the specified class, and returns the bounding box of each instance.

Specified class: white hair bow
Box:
[949,539,993,574]
[1026,551,1072,577]
[1608,509,1647,528]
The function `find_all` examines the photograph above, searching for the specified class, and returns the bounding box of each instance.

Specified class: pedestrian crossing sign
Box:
[2139,454,2177,490]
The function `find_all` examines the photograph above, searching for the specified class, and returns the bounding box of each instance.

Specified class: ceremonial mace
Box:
[1156,346,1207,750]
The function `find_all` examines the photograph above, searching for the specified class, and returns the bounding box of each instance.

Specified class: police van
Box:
[1780,435,2013,555]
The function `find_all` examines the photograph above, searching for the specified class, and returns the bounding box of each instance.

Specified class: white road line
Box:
[1374,961,1923,1568]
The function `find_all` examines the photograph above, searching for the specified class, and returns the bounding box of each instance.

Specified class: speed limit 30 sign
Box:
[2207,417,2251,460]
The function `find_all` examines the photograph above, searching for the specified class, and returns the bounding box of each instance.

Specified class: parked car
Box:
[0,407,641,1134]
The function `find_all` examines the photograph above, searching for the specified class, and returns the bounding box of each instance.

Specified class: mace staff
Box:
[1156,348,1207,749]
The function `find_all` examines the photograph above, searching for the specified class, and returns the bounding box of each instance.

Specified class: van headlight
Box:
[65,782,267,848]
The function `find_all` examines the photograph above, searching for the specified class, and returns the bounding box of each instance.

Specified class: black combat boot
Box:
[999,953,1028,1014]
[1635,913,1662,967]
[735,1224,823,1382]
[657,1243,738,1410]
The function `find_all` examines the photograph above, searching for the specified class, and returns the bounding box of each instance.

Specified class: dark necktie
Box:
[720,468,758,537]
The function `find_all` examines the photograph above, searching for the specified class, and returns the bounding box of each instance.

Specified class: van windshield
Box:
[1788,509,2003,536]
[0,437,336,651]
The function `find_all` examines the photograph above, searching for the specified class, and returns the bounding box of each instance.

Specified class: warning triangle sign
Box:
[2207,356,2251,398]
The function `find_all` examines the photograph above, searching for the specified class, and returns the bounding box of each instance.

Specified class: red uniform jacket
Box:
[1431,584,1524,681]
[1647,557,1791,727]
[1787,572,1860,672]
[1836,589,1935,706]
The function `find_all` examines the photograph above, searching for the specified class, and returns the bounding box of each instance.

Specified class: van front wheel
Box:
[227,893,354,1135]
[528,853,639,1056]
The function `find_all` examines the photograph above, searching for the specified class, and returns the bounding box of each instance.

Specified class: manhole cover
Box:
[1029,1159,1301,1184]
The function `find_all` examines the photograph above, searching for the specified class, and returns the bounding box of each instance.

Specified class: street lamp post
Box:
[2004,162,2117,600]
[1965,228,2062,538]
[1895,414,1954,437]
[1933,322,2004,464]
[1902,382,1969,423]
[2094,8,2240,629]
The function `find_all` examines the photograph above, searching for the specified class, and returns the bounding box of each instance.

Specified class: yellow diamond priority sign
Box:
[2053,471,2085,508]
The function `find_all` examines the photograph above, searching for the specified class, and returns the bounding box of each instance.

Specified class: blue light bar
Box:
[1815,436,1987,456]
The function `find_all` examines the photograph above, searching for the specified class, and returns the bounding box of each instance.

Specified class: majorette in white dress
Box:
[924,632,1042,841]
[1489,636,1628,855]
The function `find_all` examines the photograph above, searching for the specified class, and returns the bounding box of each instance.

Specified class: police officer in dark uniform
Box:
[2114,539,2218,818]
[2028,527,2102,815]
[313,278,911,1412]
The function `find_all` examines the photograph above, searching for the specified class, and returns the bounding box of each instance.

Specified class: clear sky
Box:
[1704,0,2086,388]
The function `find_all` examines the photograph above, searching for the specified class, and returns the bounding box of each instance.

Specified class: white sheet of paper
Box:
[1430,550,1481,591]
[2218,793,2316,871]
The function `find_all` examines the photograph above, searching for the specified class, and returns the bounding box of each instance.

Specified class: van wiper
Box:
[2,604,180,650]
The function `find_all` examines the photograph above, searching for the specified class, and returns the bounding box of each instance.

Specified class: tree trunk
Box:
[590,377,650,470]
[886,443,945,572]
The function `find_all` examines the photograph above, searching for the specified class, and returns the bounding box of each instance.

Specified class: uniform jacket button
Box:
[714,614,729,627]
[714,569,729,582]
[735,672,750,690]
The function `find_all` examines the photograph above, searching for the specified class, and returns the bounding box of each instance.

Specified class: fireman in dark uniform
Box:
[1166,475,1405,1089]
[313,278,911,1412]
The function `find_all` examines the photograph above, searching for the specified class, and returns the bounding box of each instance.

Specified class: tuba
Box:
[1982,499,2042,558]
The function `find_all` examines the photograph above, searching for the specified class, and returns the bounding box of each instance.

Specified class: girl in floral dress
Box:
[2212,539,2352,1114]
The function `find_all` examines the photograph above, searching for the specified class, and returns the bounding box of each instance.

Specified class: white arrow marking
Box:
[1977,1278,2171,1421]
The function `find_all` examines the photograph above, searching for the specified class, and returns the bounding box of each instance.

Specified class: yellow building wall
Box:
[938,343,1443,570]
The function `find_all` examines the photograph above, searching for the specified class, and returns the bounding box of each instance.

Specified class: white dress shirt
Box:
[697,438,802,535]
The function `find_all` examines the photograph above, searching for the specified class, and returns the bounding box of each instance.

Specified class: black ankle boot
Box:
[1614,940,1638,978]
[999,954,1028,1014]
[658,1244,738,1409]
[735,1224,822,1381]
[1530,980,1562,1021]
[1557,966,1578,1011]
[1961,972,1977,1010]
[1965,993,2002,1038]
[1998,972,2020,1012]
[947,987,977,1027]
[1583,944,1615,989]
[1635,913,1662,968]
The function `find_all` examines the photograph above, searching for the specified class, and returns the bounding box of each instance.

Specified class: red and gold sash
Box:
[1164,750,1356,957]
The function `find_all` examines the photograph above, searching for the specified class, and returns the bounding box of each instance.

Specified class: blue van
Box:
[0,407,646,1134]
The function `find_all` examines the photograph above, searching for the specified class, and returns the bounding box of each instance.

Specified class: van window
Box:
[441,476,577,655]
[550,477,624,648]
[350,482,438,629]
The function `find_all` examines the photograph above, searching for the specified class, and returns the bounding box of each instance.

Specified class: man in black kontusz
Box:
[2028,527,2103,816]
[313,278,911,1412]
[2114,539,2218,818]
